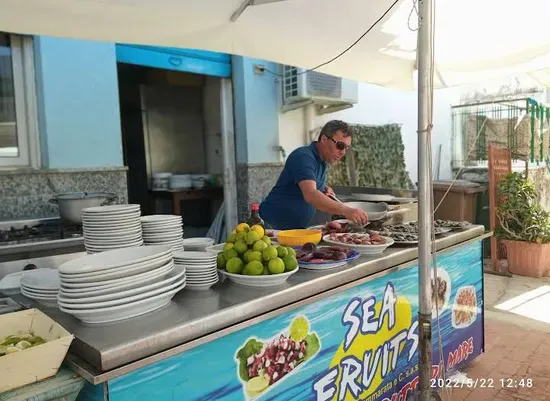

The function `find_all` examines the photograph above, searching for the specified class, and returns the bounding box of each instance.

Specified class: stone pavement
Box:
[444,271,550,401]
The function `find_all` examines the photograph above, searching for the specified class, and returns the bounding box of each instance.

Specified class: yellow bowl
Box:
[277,229,322,247]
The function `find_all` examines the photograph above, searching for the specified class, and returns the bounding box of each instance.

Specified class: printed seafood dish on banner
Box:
[108,242,484,401]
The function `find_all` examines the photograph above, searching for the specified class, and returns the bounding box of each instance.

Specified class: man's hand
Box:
[324,185,335,197]
[343,206,369,226]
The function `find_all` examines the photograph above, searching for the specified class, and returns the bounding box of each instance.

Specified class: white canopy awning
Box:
[1,0,550,90]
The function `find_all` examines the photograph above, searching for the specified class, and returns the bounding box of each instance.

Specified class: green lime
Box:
[283,255,298,271]
[227,233,237,243]
[261,236,272,246]
[246,231,260,245]
[276,245,288,258]
[217,252,226,269]
[236,232,248,242]
[246,376,269,396]
[234,240,248,254]
[253,240,268,252]
[290,316,309,342]
[262,245,278,261]
[243,249,253,263]
[268,257,285,274]
[285,247,296,258]
[226,257,244,274]
[244,260,263,275]
[262,266,270,275]
[247,251,262,263]
[223,243,234,251]
[223,248,238,261]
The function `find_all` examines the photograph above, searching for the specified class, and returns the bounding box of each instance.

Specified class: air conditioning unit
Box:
[283,66,358,106]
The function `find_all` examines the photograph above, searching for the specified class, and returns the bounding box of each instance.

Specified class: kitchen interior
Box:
[117,62,225,238]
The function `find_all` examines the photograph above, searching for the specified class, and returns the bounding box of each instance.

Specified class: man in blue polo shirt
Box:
[260,120,369,229]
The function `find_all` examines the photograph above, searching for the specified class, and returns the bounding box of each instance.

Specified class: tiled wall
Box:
[0,168,128,221]
[236,163,283,222]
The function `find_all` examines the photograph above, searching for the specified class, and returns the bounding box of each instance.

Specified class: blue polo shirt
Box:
[260,142,327,229]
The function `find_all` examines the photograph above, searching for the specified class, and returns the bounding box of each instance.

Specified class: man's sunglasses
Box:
[326,136,351,151]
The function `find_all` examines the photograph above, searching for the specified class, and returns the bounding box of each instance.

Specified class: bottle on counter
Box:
[247,203,264,227]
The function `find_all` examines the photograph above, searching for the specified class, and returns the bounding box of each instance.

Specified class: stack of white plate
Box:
[82,204,143,254]
[169,175,192,189]
[191,174,209,189]
[20,269,60,307]
[141,215,184,252]
[57,246,184,324]
[181,237,214,251]
[173,251,218,290]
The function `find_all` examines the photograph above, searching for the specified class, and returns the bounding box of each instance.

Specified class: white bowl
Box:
[59,245,172,274]
[218,268,298,287]
[58,282,185,324]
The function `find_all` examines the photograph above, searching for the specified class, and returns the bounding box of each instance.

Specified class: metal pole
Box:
[417,0,434,399]
[220,78,239,236]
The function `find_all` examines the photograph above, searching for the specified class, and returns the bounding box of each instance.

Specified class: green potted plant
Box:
[496,172,550,277]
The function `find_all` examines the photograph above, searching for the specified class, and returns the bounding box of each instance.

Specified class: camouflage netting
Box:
[326,124,414,189]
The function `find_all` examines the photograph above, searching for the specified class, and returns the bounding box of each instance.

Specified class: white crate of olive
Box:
[0,309,73,393]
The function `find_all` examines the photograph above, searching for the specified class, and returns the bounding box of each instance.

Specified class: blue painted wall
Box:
[232,56,280,164]
[116,45,231,78]
[34,37,123,168]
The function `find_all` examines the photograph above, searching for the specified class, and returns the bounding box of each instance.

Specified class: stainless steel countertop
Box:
[14,226,488,382]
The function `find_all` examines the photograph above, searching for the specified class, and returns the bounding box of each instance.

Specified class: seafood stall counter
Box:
[15,226,488,401]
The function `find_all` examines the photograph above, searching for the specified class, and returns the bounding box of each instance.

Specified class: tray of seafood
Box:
[322,232,394,255]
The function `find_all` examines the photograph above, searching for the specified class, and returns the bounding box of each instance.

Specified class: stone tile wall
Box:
[0,168,128,221]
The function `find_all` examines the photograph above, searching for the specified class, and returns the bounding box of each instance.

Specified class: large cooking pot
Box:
[49,192,118,224]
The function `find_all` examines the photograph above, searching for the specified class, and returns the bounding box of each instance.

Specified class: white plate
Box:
[185,279,219,291]
[84,229,142,239]
[20,286,58,296]
[173,251,216,259]
[0,269,52,294]
[143,236,183,243]
[60,263,174,293]
[20,269,60,291]
[85,234,143,245]
[60,245,172,274]
[186,270,218,278]
[59,267,186,303]
[82,204,141,214]
[60,258,173,284]
[83,221,142,231]
[82,212,141,221]
[322,234,394,255]
[21,288,58,300]
[219,269,298,287]
[58,276,186,309]
[299,260,348,270]
[85,241,144,252]
[59,282,185,324]
[141,215,182,223]
[182,237,215,247]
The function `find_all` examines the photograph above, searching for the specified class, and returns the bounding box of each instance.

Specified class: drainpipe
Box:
[304,104,315,144]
